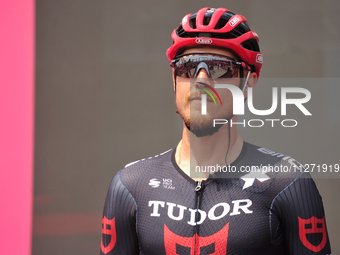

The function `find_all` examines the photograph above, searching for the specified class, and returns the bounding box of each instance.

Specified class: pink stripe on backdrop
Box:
[0,0,35,255]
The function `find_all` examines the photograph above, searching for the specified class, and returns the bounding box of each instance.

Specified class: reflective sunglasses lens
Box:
[208,62,233,79]
[175,62,197,78]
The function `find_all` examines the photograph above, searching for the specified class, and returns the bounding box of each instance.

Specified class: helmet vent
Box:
[214,18,228,29]
[176,24,186,37]
[189,14,197,29]
[203,16,211,25]
[213,12,234,29]
[241,39,260,52]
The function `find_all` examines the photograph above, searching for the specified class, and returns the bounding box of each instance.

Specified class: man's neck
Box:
[175,116,244,181]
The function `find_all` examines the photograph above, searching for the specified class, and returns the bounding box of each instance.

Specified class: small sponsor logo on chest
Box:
[148,178,176,190]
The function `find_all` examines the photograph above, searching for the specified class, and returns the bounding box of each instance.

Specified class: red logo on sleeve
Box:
[164,223,229,255]
[101,216,116,254]
[298,216,327,252]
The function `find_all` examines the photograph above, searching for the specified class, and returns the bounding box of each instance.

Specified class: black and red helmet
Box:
[167,7,263,77]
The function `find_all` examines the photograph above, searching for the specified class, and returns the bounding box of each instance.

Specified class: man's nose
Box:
[194,68,214,90]
[196,69,210,79]
[195,68,211,79]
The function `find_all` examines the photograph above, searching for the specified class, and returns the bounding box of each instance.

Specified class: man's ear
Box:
[244,72,257,99]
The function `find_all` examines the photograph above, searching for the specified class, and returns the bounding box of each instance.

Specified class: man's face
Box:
[174,46,242,137]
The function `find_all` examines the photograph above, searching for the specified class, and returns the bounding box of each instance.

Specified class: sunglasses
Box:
[171,53,250,79]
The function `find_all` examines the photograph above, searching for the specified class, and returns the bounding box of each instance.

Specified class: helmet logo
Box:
[252,32,258,38]
[195,38,212,44]
[228,16,241,27]
[256,53,263,63]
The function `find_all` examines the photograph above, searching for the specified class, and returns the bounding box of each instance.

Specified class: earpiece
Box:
[242,71,251,93]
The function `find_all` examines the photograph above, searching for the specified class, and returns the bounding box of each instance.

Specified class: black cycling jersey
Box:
[101,142,331,255]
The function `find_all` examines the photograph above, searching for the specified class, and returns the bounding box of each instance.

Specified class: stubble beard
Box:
[176,95,233,137]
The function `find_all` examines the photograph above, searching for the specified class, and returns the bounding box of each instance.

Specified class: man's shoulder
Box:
[238,141,309,190]
[241,141,305,171]
[117,148,175,185]
[123,148,174,169]
[242,142,289,161]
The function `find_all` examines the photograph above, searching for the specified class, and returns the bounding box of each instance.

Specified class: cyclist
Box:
[101,7,331,255]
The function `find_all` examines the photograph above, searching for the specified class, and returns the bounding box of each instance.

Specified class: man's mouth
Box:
[190,96,214,102]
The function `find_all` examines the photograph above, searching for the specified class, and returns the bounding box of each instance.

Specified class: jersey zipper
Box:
[194,180,203,255]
